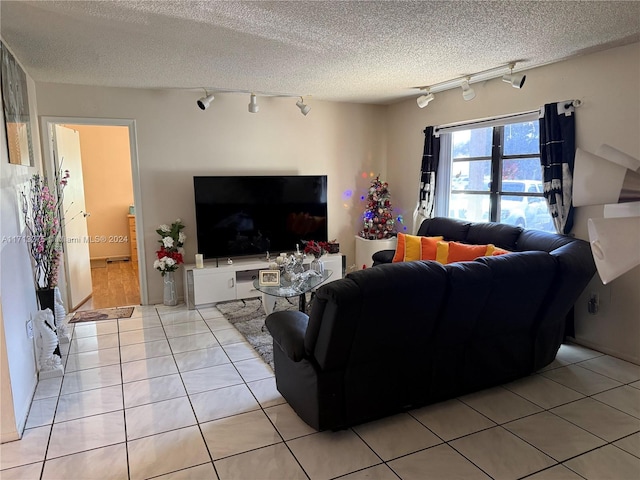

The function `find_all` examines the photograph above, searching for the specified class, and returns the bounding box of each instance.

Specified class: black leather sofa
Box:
[266,217,596,430]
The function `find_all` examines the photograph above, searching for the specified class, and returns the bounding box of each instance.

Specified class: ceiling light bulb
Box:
[461,80,475,101]
[197,93,215,110]
[248,93,259,113]
[296,98,311,116]
[502,72,526,89]
[416,92,435,108]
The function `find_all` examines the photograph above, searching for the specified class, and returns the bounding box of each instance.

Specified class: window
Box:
[447,121,554,232]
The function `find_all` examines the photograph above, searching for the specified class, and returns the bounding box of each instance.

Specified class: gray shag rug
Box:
[216,296,310,369]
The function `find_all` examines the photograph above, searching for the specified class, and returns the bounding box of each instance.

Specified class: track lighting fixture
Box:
[195,88,310,115]
[248,93,259,113]
[197,92,215,110]
[415,62,528,108]
[296,97,311,116]
[416,90,435,108]
[461,79,475,101]
[502,63,526,89]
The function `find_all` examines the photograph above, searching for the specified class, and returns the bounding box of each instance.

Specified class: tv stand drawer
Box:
[236,277,261,300]
[192,270,236,305]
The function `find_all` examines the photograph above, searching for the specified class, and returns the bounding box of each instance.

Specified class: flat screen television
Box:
[194,175,328,259]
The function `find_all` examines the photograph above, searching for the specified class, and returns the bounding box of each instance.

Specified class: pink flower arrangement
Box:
[21,170,70,289]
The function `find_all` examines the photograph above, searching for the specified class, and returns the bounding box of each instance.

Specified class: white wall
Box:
[34,86,388,304]
[386,42,640,363]
[0,48,41,441]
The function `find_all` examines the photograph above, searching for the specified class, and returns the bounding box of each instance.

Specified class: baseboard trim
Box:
[106,256,131,262]
[70,293,93,312]
[1,428,20,443]
[2,372,38,444]
[569,337,640,366]
[90,255,131,262]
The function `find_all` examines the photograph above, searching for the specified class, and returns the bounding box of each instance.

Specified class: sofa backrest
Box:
[515,228,575,252]
[417,217,470,240]
[416,217,596,255]
[427,251,558,395]
[437,261,492,345]
[417,217,523,251]
[306,261,448,371]
[474,251,558,336]
[466,250,559,384]
[467,222,522,251]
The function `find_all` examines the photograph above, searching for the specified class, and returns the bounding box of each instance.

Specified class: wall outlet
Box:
[26,319,34,339]
[588,293,599,315]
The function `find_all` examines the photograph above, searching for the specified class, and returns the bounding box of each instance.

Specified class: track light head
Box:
[197,93,215,110]
[502,72,526,89]
[296,98,311,116]
[416,91,435,108]
[248,93,259,113]
[461,80,475,101]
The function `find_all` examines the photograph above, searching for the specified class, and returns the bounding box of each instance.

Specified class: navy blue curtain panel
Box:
[414,126,440,229]
[539,103,576,234]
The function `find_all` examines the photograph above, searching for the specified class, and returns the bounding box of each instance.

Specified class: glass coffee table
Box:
[253,270,333,314]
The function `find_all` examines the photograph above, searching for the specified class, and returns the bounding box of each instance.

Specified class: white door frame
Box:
[53,125,93,310]
[40,116,148,305]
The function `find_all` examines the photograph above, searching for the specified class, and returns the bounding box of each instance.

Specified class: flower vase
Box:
[163,271,178,306]
[36,288,56,312]
[35,288,61,358]
[310,257,325,274]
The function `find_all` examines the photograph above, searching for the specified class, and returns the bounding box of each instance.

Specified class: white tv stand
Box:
[183,253,344,310]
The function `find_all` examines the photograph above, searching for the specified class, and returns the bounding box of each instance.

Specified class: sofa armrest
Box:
[372,249,395,265]
[265,311,309,362]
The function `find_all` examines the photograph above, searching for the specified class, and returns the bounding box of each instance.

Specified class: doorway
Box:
[41,117,147,309]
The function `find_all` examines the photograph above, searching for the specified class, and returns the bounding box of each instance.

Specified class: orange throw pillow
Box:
[436,241,496,264]
[420,236,443,260]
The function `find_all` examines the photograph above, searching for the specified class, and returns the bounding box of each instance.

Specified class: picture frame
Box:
[1,41,34,166]
[259,270,280,286]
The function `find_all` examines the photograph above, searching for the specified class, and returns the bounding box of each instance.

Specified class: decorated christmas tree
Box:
[359,176,396,239]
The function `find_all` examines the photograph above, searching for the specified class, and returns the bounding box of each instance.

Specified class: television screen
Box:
[194,175,328,259]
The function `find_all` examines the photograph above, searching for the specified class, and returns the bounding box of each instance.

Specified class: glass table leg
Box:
[262,293,277,315]
[298,293,306,312]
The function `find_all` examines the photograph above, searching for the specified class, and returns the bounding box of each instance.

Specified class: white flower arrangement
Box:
[154,219,185,275]
[162,236,174,248]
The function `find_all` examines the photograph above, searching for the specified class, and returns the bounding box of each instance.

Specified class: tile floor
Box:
[1,303,639,480]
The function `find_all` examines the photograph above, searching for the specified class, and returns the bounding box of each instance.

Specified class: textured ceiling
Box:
[1,1,639,104]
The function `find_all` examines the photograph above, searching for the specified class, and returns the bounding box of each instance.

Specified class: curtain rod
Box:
[435,109,539,131]
[434,100,582,136]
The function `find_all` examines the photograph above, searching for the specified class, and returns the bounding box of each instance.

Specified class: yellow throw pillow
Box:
[392,233,423,262]
[436,241,450,264]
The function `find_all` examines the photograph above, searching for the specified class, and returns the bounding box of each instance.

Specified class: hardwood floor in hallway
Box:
[82,259,140,310]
